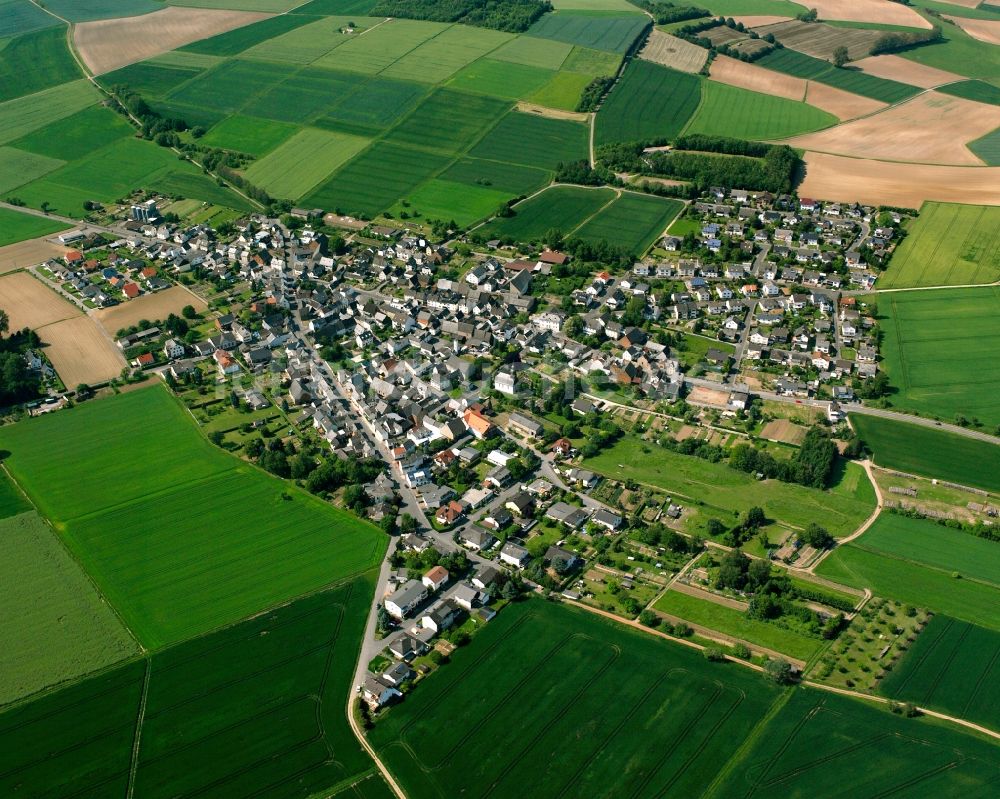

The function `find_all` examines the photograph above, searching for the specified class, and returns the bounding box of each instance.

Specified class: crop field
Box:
[379,24,513,84]
[243,127,370,199]
[0,0,61,38]
[469,111,588,170]
[970,126,1000,166]
[0,146,64,195]
[304,141,452,218]
[896,12,1000,82]
[585,435,875,538]
[248,66,363,122]
[654,588,823,660]
[528,70,594,109]
[938,79,1000,106]
[439,156,550,195]
[573,192,683,253]
[527,11,649,54]
[640,29,708,74]
[0,577,378,797]
[168,58,297,114]
[879,202,1000,288]
[371,599,783,798]
[754,19,882,60]
[0,271,77,330]
[198,113,296,155]
[391,179,509,227]
[0,80,98,146]
[0,511,138,706]
[0,386,385,648]
[12,105,132,162]
[384,88,511,154]
[241,15,369,64]
[881,616,1000,730]
[0,207,69,247]
[595,60,702,145]
[480,185,616,242]
[448,58,556,100]
[0,472,29,519]
[101,61,205,97]
[562,44,622,77]
[0,27,81,103]
[684,81,837,140]
[878,286,1000,428]
[757,48,920,103]
[40,0,162,21]
[851,415,1000,492]
[490,34,572,70]
[181,13,315,56]
[315,19,446,74]
[316,75,429,136]
[94,285,207,333]
[712,687,1000,798]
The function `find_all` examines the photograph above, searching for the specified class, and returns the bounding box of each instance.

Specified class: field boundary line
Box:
[125,658,152,799]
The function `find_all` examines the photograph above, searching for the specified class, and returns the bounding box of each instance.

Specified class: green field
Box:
[881,615,1000,731]
[757,48,921,103]
[877,286,1000,428]
[970,126,1000,166]
[528,70,594,109]
[241,14,369,64]
[384,88,511,154]
[181,13,317,56]
[198,113,297,155]
[938,79,1000,106]
[315,74,429,136]
[0,511,138,706]
[527,11,649,54]
[379,24,513,84]
[480,184,616,243]
[0,0,62,38]
[243,126,370,199]
[596,60,702,145]
[469,110,589,169]
[654,589,824,660]
[0,577,379,796]
[562,44,621,77]
[685,81,837,140]
[448,58,556,100]
[879,203,1000,288]
[0,27,81,103]
[100,61,205,98]
[154,171,254,211]
[490,34,573,69]
[439,156,550,196]
[0,146,65,195]
[314,18,445,74]
[169,59,298,115]
[0,386,385,649]
[573,191,683,253]
[11,104,133,161]
[851,416,1000,492]
[585,435,875,538]
[0,206,70,246]
[899,12,1000,82]
[0,80,98,145]
[370,598,784,798]
[391,179,509,227]
[41,0,161,21]
[247,66,364,123]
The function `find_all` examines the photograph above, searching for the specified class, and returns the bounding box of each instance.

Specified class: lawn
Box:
[880,615,1000,731]
[817,545,1000,630]
[243,127,370,200]
[595,60,702,145]
[479,184,617,243]
[439,156,550,195]
[370,598,784,798]
[851,416,1000,492]
[447,58,556,100]
[527,11,650,54]
[0,577,378,797]
[878,202,1000,288]
[383,88,511,154]
[390,179,509,227]
[0,27,82,103]
[584,435,875,538]
[572,191,683,253]
[757,48,921,103]
[0,386,385,649]
[684,81,837,141]
[10,104,133,161]
[653,588,824,661]
[0,207,70,247]
[876,286,1000,428]
[198,114,298,155]
[468,110,589,170]
[0,80,99,145]
[0,511,138,706]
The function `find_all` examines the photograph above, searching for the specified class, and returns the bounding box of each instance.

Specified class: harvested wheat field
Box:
[709,55,805,101]
[944,15,1000,46]
[800,152,1000,207]
[803,81,886,120]
[39,317,126,387]
[852,54,965,89]
[75,7,271,75]
[0,238,70,275]
[0,273,77,330]
[753,20,881,60]
[733,15,792,27]
[807,0,932,29]
[94,285,207,333]
[640,29,707,74]
[784,92,1000,165]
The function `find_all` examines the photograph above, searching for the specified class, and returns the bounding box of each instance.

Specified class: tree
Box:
[343,483,368,512]
[706,518,727,537]
[744,506,766,529]
[717,548,750,590]
[0,309,8,336]
[639,609,660,628]
[398,513,417,535]
[747,558,771,590]
[832,45,849,68]
[765,658,794,684]
[376,605,391,636]
[208,430,224,446]
[75,383,93,399]
[800,523,834,549]
[290,451,314,480]
[703,646,726,662]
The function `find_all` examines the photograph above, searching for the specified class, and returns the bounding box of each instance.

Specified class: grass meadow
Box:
[685,81,837,141]
[0,511,138,706]
[528,70,594,109]
[850,414,1000,491]
[879,203,1000,288]
[881,615,1000,731]
[480,185,616,242]
[391,179,510,227]
[595,60,702,145]
[0,386,385,649]
[0,207,70,247]
[757,48,920,103]
[878,286,1000,428]
[573,192,683,253]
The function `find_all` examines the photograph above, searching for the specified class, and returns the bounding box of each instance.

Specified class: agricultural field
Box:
[93,285,207,333]
[639,29,707,73]
[0,0,62,38]
[0,27,81,103]
[572,192,683,254]
[490,34,573,70]
[384,88,511,154]
[585,435,875,539]
[243,127,370,199]
[0,471,30,519]
[447,58,556,100]
[938,79,1000,106]
[0,207,69,248]
[879,202,1000,288]
[0,146,64,195]
[379,24,513,84]
[39,0,162,21]
[881,615,1000,731]
[315,75,429,136]
[438,156,550,196]
[197,114,297,155]
[527,70,594,109]
[970,126,1000,166]
[11,104,133,161]
[370,598,784,798]
[526,11,649,54]
[469,111,589,170]
[479,185,616,243]
[877,286,1000,429]
[684,81,837,140]
[0,511,138,706]
[898,13,1000,81]
[0,386,385,649]
[753,19,882,60]
[390,179,510,227]
[757,47,920,103]
[240,14,376,64]
[180,13,316,56]
[595,60,702,144]
[851,415,1000,492]
[0,80,99,145]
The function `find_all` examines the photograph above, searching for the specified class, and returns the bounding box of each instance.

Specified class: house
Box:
[551,437,573,457]
[483,505,513,530]
[389,634,428,661]
[505,491,534,517]
[384,579,428,619]
[499,541,530,568]
[421,600,461,633]
[422,565,449,592]
[214,349,240,376]
[362,676,401,709]
[507,411,543,439]
[545,546,581,570]
[460,528,496,551]
[163,338,184,360]
[571,397,595,416]
[591,508,623,532]
[452,582,480,611]
[472,564,498,591]
[463,407,495,439]
[135,352,155,368]
[122,282,141,299]
[381,662,414,687]
[546,501,590,530]
[435,500,464,527]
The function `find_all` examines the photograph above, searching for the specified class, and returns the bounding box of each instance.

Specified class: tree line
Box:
[628,0,709,24]
[368,0,552,32]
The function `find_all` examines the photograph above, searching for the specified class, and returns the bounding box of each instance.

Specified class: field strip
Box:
[850,541,1000,592]
[125,660,151,799]
[761,731,893,787]
[962,643,1000,719]
[564,188,620,237]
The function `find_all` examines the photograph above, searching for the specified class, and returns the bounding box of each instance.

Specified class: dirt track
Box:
[75,7,271,75]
